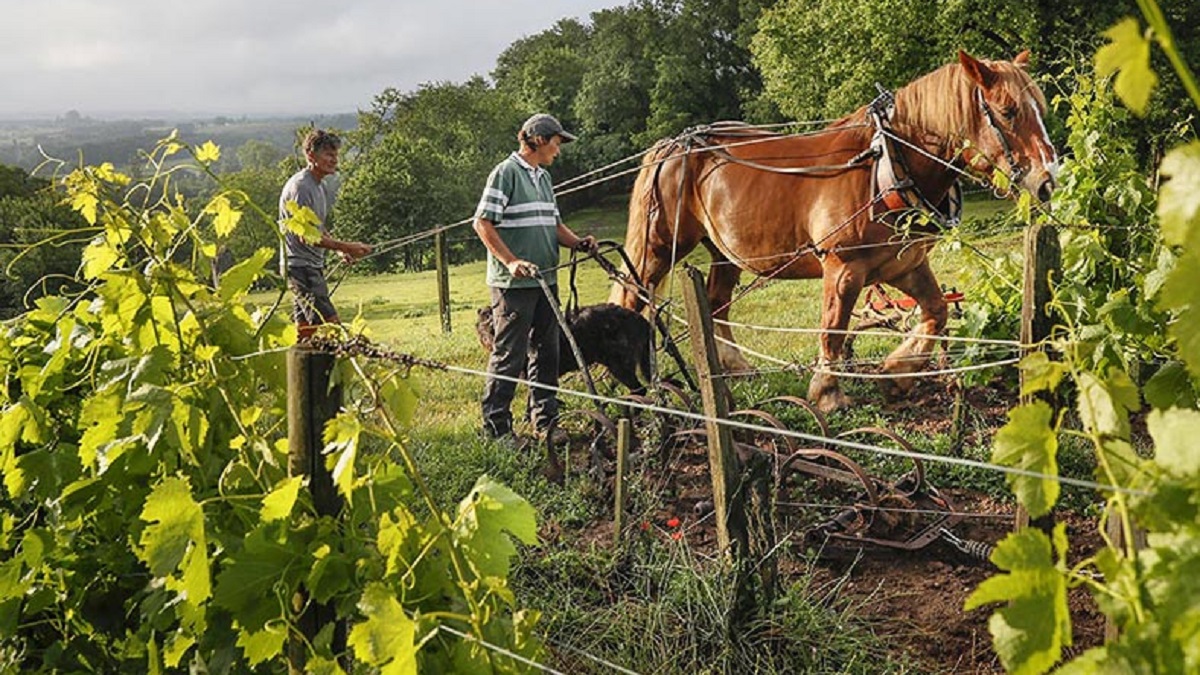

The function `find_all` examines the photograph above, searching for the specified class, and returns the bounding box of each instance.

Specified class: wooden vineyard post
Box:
[613,418,631,545]
[682,265,768,632]
[1015,222,1061,533]
[435,229,452,333]
[287,346,346,672]
[681,266,745,558]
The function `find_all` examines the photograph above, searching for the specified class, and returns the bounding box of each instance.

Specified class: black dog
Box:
[475,303,653,394]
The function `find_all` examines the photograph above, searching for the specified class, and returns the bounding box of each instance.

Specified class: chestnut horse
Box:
[609,51,1058,412]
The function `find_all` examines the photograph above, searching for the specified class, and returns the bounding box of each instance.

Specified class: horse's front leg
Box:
[808,261,865,412]
[880,260,948,395]
[706,246,754,373]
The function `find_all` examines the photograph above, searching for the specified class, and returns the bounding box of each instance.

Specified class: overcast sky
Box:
[3,0,627,119]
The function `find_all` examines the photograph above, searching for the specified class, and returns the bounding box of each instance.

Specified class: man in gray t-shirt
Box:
[278,129,372,339]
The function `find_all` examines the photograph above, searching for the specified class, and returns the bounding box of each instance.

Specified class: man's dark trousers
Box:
[482,285,560,437]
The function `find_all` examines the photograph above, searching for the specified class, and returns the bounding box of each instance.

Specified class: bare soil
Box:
[561,379,1107,674]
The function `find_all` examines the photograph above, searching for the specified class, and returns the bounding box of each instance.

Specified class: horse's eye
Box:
[1002,106,1018,121]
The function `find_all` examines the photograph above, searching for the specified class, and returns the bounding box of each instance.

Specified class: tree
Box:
[492,18,591,131]
[642,0,784,141]
[337,78,525,272]
[749,0,1197,161]
[235,139,286,171]
[0,166,88,317]
[573,2,669,164]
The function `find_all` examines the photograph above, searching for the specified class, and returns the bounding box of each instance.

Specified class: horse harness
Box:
[861,86,962,229]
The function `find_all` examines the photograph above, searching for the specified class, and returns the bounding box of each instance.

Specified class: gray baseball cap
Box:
[521,113,577,143]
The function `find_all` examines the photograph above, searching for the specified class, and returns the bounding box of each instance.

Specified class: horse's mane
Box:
[891,58,1046,141]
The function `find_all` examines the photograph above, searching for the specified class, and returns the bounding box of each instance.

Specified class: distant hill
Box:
[0,113,358,172]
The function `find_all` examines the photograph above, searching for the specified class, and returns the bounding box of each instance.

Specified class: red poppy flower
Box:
[666,517,680,528]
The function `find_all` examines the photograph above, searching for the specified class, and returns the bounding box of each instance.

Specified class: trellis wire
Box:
[423,359,1147,497]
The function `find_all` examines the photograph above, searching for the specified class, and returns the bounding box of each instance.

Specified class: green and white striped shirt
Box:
[475,152,561,289]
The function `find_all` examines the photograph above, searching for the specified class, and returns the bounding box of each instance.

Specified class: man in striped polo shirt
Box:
[473,113,596,442]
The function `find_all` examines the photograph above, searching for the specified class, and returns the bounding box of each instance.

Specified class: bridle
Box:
[974,88,1024,187]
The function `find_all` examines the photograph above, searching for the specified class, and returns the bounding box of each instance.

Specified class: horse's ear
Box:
[1013,50,1031,69]
[958,49,996,88]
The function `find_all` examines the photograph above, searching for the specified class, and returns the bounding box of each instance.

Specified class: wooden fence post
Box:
[681,266,745,558]
[1016,222,1060,533]
[613,418,631,545]
[436,229,452,334]
[287,346,346,672]
[681,266,764,631]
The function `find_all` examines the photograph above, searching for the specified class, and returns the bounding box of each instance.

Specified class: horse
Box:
[608,50,1058,412]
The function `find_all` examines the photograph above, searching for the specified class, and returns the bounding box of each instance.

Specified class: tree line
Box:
[4,0,1199,302]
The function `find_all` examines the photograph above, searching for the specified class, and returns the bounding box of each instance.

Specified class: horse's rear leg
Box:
[808,261,865,412]
[704,244,754,373]
[880,261,948,394]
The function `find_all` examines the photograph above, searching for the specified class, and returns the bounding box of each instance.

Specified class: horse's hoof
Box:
[814,390,852,414]
[808,374,851,413]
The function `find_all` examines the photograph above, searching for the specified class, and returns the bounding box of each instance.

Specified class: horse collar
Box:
[866,93,961,229]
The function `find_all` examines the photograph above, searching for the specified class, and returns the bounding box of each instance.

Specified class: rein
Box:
[682,123,872,177]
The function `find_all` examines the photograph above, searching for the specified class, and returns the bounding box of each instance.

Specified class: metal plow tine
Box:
[730,408,798,454]
[837,426,924,495]
[751,395,831,440]
[777,448,880,507]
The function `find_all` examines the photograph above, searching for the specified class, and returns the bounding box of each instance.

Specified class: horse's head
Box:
[958,50,1058,203]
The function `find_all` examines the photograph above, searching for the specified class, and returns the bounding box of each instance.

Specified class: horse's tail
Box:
[610,140,671,310]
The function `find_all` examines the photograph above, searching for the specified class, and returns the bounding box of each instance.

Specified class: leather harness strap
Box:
[866,86,962,228]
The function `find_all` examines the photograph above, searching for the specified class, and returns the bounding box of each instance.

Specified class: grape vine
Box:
[0,135,540,672]
[970,3,1200,673]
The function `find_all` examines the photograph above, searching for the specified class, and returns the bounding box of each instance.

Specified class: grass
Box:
[250,191,1041,673]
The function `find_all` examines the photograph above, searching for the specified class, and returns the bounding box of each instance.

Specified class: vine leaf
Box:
[82,240,122,279]
[1147,408,1200,478]
[1160,252,1200,380]
[348,583,417,675]
[70,189,99,225]
[195,141,221,164]
[1077,370,1138,440]
[218,247,274,302]
[454,476,538,579]
[1019,352,1066,397]
[965,524,1071,675]
[138,477,211,606]
[1143,361,1197,410]
[323,412,362,503]
[214,525,300,632]
[236,623,288,666]
[138,477,204,577]
[283,201,323,243]
[261,476,304,522]
[1158,141,1200,250]
[204,194,243,239]
[164,633,196,668]
[992,402,1059,518]
[380,373,419,427]
[1,398,48,456]
[1095,17,1158,115]
[306,549,353,604]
